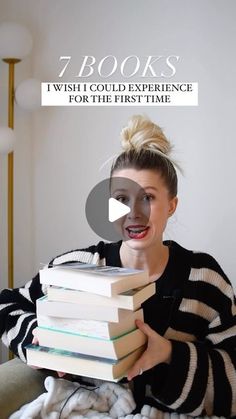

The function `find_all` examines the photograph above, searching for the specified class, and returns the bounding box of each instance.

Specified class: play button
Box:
[85,176,150,242]
[108,198,130,222]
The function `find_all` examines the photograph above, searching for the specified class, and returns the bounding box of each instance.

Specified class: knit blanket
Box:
[9,376,224,419]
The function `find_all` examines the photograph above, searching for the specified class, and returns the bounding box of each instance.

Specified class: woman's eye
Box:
[115,195,129,204]
[143,194,154,202]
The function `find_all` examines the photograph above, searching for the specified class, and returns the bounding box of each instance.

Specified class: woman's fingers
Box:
[135,319,155,338]
[127,320,173,380]
[31,331,66,377]
[57,371,66,377]
[127,351,147,381]
[32,335,39,345]
[28,363,41,370]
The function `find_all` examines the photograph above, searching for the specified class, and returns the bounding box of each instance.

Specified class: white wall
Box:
[0,0,235,298]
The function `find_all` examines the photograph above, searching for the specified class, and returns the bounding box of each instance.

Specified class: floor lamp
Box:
[0,22,33,359]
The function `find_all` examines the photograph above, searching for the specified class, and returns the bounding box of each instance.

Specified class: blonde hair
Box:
[110,115,180,198]
[121,115,172,154]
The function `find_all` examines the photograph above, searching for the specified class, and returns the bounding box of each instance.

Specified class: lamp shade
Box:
[0,126,16,153]
[15,78,41,111]
[0,22,32,59]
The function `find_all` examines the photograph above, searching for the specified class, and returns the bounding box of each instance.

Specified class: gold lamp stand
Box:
[0,22,33,362]
[3,59,21,292]
[3,58,21,360]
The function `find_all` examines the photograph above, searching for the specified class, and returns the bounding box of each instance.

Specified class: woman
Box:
[0,115,236,417]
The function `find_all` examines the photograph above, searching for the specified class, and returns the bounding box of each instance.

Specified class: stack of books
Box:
[26,262,155,381]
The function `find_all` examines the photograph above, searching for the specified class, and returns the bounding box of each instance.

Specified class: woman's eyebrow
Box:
[143,186,158,191]
[111,186,159,193]
[111,188,128,193]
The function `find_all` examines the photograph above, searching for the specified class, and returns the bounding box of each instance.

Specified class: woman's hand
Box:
[30,329,66,378]
[127,319,172,381]
[28,332,41,370]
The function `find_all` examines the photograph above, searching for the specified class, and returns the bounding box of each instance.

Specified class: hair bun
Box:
[120,115,172,155]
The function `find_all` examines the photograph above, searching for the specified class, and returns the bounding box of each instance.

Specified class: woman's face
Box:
[110,168,178,250]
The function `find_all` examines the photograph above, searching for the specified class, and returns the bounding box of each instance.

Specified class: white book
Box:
[34,326,147,360]
[36,296,132,323]
[26,344,145,382]
[39,263,149,297]
[37,308,144,339]
[47,282,156,310]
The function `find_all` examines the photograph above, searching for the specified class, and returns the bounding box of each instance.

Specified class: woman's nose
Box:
[127,197,150,222]
[127,199,142,219]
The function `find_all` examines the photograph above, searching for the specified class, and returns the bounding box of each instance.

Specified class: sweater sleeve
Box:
[0,274,43,362]
[0,241,106,362]
[148,266,236,417]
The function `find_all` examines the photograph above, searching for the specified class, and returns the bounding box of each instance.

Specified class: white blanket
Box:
[9,376,225,419]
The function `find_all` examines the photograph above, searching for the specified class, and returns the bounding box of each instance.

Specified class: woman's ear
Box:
[168,196,178,217]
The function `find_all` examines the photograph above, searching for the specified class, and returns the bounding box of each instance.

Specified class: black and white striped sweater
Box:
[0,240,236,417]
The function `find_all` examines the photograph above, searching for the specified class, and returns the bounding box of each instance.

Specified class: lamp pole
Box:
[3,58,20,290]
[0,22,32,362]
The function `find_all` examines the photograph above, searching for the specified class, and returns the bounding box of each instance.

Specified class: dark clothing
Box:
[0,240,236,416]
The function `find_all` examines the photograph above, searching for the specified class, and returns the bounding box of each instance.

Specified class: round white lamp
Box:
[15,78,41,111]
[0,22,33,59]
[0,127,16,154]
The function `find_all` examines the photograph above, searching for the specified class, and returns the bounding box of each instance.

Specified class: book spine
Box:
[37,308,143,339]
[47,287,134,309]
[40,269,112,297]
[35,326,146,360]
[36,297,130,322]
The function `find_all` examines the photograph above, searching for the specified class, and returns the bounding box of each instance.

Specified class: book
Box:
[37,308,144,339]
[36,295,133,323]
[34,326,146,360]
[26,344,145,382]
[39,263,150,297]
[47,282,156,311]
